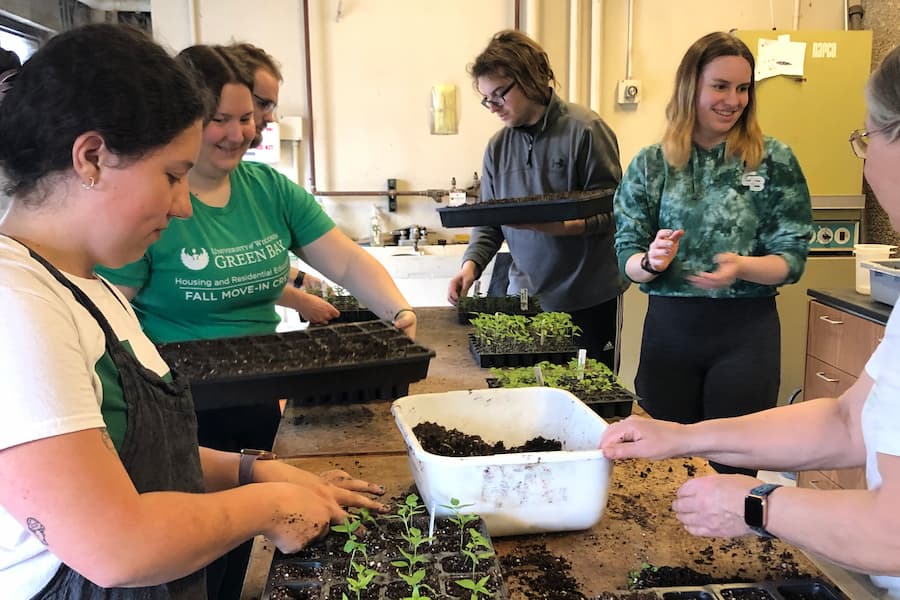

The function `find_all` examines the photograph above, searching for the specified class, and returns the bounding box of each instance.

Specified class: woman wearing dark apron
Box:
[0,24,385,600]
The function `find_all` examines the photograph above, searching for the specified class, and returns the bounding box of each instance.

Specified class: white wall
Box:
[150,0,845,241]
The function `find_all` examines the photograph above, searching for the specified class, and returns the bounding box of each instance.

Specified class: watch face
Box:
[744,496,764,528]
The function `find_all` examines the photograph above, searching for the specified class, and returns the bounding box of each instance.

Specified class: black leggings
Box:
[196,401,282,600]
[567,295,623,372]
[635,295,780,476]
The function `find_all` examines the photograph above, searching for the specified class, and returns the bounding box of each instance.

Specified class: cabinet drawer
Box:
[803,355,856,401]
[798,470,840,490]
[807,301,883,376]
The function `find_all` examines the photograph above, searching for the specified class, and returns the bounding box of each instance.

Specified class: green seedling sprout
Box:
[391,526,434,577]
[455,575,492,600]
[440,497,478,547]
[331,516,368,574]
[386,493,427,536]
[461,528,494,576]
[398,569,437,600]
[356,506,382,531]
[341,561,378,600]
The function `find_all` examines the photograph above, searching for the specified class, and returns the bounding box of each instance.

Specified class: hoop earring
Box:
[81,176,95,191]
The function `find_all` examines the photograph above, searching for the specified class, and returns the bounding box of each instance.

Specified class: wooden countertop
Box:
[240,307,834,599]
[808,288,892,325]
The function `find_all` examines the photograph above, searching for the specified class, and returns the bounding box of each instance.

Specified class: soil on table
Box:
[412,421,561,457]
[500,542,586,599]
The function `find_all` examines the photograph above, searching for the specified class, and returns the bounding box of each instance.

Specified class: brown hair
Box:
[662,32,764,169]
[468,29,556,105]
[228,42,283,83]
[176,44,254,124]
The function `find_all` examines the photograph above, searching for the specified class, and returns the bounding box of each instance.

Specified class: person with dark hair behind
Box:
[603,44,900,600]
[0,24,385,599]
[613,32,813,476]
[447,29,628,370]
[97,43,412,598]
[226,41,340,325]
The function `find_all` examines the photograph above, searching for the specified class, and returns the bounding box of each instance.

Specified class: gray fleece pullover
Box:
[462,90,629,311]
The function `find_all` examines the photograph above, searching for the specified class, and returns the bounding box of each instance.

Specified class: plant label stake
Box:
[473,280,481,297]
[428,502,436,547]
[577,349,587,380]
[519,288,529,311]
[533,365,545,386]
[320,279,328,296]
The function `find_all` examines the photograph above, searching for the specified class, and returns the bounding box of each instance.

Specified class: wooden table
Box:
[240,308,855,599]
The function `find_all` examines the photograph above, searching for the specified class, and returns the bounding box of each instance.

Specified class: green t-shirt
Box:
[98,161,334,342]
[614,137,813,298]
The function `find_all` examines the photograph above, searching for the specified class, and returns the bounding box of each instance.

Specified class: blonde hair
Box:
[662,32,764,170]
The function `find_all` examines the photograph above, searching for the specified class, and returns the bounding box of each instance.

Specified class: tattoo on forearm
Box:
[26,517,48,546]
[100,429,116,453]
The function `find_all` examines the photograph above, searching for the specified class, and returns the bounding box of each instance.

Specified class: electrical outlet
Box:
[387,178,397,213]
[617,79,642,105]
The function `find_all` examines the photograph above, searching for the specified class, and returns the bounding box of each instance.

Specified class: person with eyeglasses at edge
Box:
[602,43,900,600]
[228,42,342,327]
[612,32,813,477]
[447,30,628,370]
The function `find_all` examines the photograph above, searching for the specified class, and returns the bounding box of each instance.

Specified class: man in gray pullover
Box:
[447,30,628,369]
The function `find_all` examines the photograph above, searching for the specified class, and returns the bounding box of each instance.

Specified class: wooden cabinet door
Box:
[797,471,840,490]
[803,355,856,401]
[807,301,883,375]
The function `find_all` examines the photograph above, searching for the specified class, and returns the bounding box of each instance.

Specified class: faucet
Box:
[409,226,421,254]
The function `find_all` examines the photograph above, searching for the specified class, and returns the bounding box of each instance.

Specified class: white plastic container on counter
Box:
[391,387,611,537]
[863,259,900,306]
[854,244,896,294]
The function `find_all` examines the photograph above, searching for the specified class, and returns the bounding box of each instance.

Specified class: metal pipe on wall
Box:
[525,0,540,42]
[793,0,800,29]
[301,0,318,193]
[589,0,603,113]
[568,0,580,102]
[625,0,633,79]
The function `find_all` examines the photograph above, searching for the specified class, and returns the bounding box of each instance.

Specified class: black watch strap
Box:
[640,252,663,275]
[239,449,277,486]
[744,483,781,539]
[292,271,306,289]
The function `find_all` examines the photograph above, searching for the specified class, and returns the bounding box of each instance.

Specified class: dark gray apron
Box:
[18,244,207,600]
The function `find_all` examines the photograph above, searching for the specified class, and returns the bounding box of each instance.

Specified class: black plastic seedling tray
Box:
[468,334,577,368]
[485,377,635,419]
[157,321,435,411]
[636,579,848,600]
[437,188,615,228]
[457,295,543,324]
[262,516,509,600]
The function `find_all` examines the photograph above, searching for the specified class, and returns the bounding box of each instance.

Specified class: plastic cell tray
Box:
[156,321,435,411]
[456,296,543,324]
[639,579,848,600]
[437,188,616,228]
[484,377,635,419]
[468,334,577,368]
[262,517,508,600]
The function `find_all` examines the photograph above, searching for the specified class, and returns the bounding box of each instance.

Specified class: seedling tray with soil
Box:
[262,498,509,600]
[157,321,435,411]
[308,288,379,324]
[606,579,847,600]
[457,294,542,324]
[486,358,636,419]
[437,188,615,228]
[468,312,580,368]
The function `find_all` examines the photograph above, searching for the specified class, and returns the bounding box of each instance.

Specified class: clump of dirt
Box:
[412,421,561,457]
[500,542,586,599]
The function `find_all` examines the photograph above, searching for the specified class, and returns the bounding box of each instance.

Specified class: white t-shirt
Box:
[862,304,900,599]
[0,238,170,597]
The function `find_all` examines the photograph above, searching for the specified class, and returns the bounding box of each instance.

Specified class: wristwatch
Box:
[640,252,663,275]
[744,483,782,539]
[239,448,277,486]
[292,271,306,289]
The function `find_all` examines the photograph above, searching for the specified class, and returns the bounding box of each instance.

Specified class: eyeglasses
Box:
[480,81,517,109]
[849,127,894,159]
[253,93,277,115]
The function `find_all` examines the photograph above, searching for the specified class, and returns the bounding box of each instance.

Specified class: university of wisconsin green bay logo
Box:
[180,248,210,271]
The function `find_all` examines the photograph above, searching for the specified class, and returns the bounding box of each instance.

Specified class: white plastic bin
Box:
[854,244,896,294]
[391,387,611,537]
[863,259,900,306]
